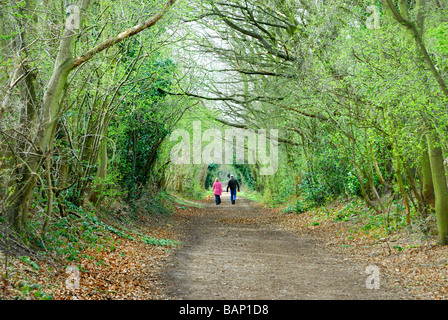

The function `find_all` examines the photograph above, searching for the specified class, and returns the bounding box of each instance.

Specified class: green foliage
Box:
[331,198,420,237]
[183,180,206,199]
[298,134,360,206]
[141,236,179,246]
[27,195,177,263]
[232,163,255,190]
[269,174,296,205]
[110,57,176,200]
[333,200,363,222]
[129,190,173,218]
[167,192,205,208]
[205,163,220,189]
[16,281,52,300]
[18,256,39,271]
[281,198,307,214]
[427,23,448,54]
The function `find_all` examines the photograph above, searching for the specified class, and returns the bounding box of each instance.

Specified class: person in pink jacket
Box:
[213,178,222,205]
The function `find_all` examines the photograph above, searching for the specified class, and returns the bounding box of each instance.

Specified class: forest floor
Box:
[2,193,448,299]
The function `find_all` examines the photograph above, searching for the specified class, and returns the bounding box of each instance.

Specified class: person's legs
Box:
[230,188,236,204]
[218,195,221,204]
[215,195,220,205]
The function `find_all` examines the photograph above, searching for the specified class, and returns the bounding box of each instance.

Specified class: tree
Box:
[2,0,177,234]
[172,0,448,243]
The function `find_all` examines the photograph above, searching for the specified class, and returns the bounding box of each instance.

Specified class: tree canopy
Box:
[2,0,448,251]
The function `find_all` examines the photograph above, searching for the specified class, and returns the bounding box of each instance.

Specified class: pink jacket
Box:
[213,181,223,195]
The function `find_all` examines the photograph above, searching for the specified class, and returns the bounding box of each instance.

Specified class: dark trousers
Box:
[230,188,237,203]
[215,195,221,205]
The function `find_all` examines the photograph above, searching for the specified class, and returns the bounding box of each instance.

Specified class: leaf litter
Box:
[0,200,199,300]
[273,200,448,300]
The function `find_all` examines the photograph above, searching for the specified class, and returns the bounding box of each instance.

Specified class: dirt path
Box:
[161,194,408,299]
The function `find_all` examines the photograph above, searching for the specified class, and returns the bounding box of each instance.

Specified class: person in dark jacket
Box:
[226,174,240,204]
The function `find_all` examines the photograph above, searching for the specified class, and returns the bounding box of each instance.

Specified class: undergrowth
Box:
[0,190,192,300]
[279,195,437,245]
[248,187,437,245]
[3,191,182,269]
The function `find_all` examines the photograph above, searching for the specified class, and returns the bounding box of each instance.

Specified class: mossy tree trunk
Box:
[427,133,448,245]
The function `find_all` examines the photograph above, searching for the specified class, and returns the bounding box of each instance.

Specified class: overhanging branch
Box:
[71,0,176,69]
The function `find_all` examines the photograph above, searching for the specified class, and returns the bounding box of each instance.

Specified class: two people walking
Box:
[212,174,240,205]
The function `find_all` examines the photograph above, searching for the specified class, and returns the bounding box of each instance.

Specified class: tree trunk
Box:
[89,136,108,204]
[421,147,435,213]
[6,0,85,233]
[427,132,448,245]
[393,154,411,225]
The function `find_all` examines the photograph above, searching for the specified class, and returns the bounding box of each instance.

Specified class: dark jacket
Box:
[226,178,240,192]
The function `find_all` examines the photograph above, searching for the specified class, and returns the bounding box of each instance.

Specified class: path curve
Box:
[162,194,406,299]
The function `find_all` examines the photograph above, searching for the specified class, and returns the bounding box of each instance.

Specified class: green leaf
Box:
[19,256,39,271]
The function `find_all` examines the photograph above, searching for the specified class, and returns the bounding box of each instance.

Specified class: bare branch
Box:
[72,0,176,69]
